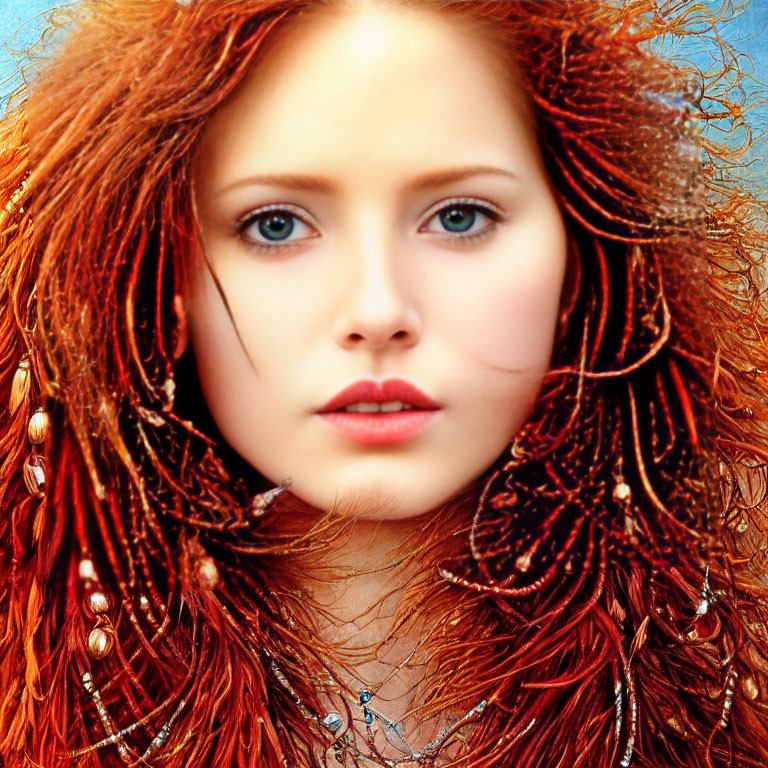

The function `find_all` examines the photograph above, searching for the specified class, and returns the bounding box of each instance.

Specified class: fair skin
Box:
[185,0,568,753]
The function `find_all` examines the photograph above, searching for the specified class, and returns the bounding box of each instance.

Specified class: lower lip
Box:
[317,410,439,445]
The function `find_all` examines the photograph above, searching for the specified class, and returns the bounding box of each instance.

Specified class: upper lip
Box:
[317,378,440,413]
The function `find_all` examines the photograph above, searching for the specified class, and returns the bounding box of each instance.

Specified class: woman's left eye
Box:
[420,199,503,243]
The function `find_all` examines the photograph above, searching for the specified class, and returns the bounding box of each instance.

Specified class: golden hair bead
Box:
[27,408,49,445]
[197,557,219,590]
[613,481,632,503]
[88,592,110,614]
[9,359,30,414]
[78,558,97,582]
[743,676,760,700]
[87,627,113,660]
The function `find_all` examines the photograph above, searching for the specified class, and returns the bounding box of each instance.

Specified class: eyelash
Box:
[233,198,505,253]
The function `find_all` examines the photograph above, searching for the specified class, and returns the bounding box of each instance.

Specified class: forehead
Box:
[194,4,539,190]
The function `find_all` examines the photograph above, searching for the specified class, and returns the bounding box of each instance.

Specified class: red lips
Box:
[317,378,440,413]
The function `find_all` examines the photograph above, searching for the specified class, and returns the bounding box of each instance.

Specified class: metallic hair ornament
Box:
[79,671,131,762]
[67,482,289,760]
[4,173,50,500]
[8,358,30,414]
[695,563,713,616]
[27,407,49,444]
[79,557,115,661]
[67,672,188,763]
[618,666,637,768]
[0,172,29,229]
[251,478,292,516]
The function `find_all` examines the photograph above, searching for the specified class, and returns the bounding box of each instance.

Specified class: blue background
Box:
[1,0,766,185]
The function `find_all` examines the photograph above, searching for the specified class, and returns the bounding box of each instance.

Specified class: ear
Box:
[172,294,190,361]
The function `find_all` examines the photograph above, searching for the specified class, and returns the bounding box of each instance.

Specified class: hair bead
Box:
[22,454,46,497]
[88,592,110,615]
[78,558,97,582]
[9,359,30,414]
[197,557,219,589]
[742,676,760,701]
[87,627,113,660]
[27,408,49,444]
[251,479,292,516]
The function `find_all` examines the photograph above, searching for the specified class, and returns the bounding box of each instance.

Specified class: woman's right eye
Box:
[235,205,318,252]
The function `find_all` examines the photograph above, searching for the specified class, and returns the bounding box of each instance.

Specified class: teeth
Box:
[380,401,413,412]
[343,401,415,413]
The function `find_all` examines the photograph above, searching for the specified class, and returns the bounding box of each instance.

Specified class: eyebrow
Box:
[214,165,520,197]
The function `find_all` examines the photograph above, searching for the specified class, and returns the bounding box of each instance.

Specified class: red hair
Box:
[1,1,767,766]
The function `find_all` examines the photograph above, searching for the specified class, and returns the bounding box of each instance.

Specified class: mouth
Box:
[315,378,440,445]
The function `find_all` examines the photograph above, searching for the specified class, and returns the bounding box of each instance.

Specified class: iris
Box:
[439,206,476,233]
[259,213,295,241]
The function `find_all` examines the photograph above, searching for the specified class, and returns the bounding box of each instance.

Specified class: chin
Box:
[304,477,482,522]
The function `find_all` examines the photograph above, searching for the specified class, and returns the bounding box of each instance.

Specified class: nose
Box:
[331,218,422,353]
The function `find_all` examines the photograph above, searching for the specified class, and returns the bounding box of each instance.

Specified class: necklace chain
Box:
[267,657,488,766]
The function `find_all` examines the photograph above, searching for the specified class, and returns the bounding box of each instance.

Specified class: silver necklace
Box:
[268,657,488,766]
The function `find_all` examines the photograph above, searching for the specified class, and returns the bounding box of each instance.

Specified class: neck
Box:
[261,480,478,649]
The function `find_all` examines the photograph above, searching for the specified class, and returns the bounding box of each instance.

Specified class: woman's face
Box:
[187,4,568,520]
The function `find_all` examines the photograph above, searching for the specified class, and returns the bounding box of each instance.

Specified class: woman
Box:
[0,0,766,765]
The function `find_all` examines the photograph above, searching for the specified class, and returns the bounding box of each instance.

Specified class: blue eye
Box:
[236,205,316,250]
[421,199,503,242]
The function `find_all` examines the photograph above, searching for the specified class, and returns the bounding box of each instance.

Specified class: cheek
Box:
[431,258,567,376]
[184,271,266,435]
[184,267,306,462]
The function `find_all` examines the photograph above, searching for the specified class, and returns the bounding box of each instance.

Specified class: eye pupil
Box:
[258,214,294,241]
[440,207,476,233]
